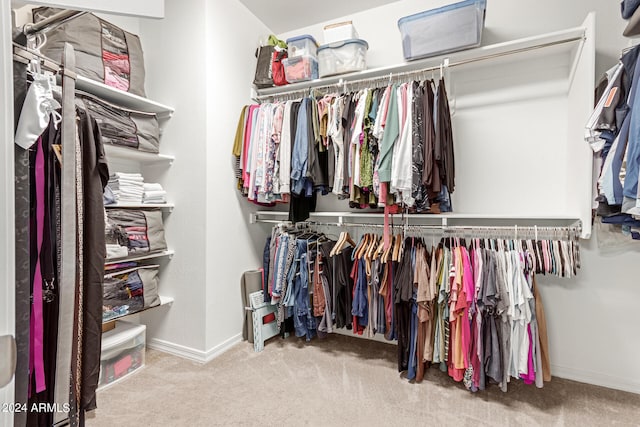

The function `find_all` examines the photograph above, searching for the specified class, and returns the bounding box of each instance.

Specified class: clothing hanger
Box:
[330,231,346,257]
[366,234,379,262]
[355,233,370,260]
[373,233,384,259]
[382,233,394,263]
[393,233,403,262]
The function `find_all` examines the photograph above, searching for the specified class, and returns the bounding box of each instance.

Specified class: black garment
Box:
[333,246,354,330]
[288,192,317,223]
[411,82,429,211]
[76,106,110,414]
[319,240,337,305]
[394,240,414,372]
[436,79,455,193]
[422,81,440,197]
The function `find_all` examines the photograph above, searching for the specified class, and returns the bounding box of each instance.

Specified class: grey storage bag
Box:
[33,7,147,97]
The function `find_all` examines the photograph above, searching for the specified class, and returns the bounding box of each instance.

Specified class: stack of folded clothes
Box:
[143,182,167,204]
[107,172,144,204]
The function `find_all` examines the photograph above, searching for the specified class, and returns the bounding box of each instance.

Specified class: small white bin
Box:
[98,321,146,390]
[317,39,368,78]
[323,21,359,44]
[286,35,318,58]
[398,0,486,61]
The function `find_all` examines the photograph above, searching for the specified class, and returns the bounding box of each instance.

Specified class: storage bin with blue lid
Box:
[317,39,368,78]
[286,34,319,58]
[398,0,486,61]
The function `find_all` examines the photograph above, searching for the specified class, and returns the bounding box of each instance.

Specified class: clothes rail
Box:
[22,9,86,36]
[12,42,61,72]
[255,35,584,102]
[257,219,581,240]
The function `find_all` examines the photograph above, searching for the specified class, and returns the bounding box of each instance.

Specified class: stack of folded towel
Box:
[108,172,144,204]
[143,182,167,204]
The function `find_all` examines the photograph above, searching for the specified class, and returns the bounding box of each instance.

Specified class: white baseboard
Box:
[203,334,242,363]
[148,333,242,364]
[551,364,640,394]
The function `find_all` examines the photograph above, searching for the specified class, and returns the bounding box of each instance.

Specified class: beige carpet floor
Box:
[86,334,640,426]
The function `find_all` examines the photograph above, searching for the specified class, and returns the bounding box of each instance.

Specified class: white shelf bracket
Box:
[249,212,257,224]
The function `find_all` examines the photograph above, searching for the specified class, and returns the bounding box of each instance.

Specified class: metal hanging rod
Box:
[23,10,86,36]
[256,35,585,102]
[256,219,581,240]
[12,42,61,71]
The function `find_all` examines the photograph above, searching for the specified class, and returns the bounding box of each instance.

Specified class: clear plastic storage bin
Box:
[98,321,146,390]
[283,55,318,83]
[398,0,486,61]
[286,35,318,58]
[317,39,368,78]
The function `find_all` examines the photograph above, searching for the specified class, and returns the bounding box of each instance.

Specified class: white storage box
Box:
[98,321,146,390]
[286,35,318,58]
[283,55,318,83]
[323,21,359,44]
[317,39,368,78]
[398,0,486,61]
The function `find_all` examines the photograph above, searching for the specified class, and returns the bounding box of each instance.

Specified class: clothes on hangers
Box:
[14,64,110,425]
[588,44,640,239]
[261,223,576,391]
[232,78,456,220]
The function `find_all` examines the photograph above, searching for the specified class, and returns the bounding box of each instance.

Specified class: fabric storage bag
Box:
[78,93,160,153]
[103,265,160,321]
[253,35,288,88]
[33,7,147,97]
[105,209,168,257]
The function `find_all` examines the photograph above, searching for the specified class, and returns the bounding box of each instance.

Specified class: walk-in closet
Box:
[1,1,640,426]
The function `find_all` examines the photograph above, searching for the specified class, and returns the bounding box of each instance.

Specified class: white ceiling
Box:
[238,0,399,34]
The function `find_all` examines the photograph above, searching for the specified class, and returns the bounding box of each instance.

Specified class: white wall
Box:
[136,0,209,353]
[277,1,640,393]
[278,0,626,82]
[203,2,271,353]
[131,0,270,358]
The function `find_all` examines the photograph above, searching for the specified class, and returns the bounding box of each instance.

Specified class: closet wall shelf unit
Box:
[102,296,175,325]
[105,249,175,264]
[253,26,586,99]
[250,14,595,239]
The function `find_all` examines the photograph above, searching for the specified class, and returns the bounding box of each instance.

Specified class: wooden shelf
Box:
[105,249,175,265]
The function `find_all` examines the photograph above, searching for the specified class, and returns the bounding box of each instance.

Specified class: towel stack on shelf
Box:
[108,172,145,204]
[143,183,167,204]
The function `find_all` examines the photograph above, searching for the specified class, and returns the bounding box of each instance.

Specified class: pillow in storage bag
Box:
[33,7,147,97]
[77,93,160,153]
[103,265,160,321]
